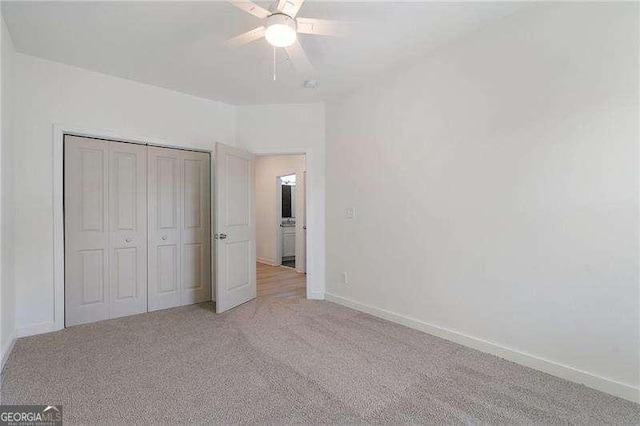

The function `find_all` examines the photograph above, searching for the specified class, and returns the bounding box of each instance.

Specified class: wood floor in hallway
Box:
[257,262,306,299]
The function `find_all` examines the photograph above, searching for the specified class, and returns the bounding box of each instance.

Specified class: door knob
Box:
[161,236,167,240]
[125,238,132,242]
[215,233,228,240]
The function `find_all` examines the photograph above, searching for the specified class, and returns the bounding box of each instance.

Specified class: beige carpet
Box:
[1,296,638,424]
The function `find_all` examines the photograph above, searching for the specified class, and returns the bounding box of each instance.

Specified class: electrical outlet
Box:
[341,272,349,284]
[346,207,356,219]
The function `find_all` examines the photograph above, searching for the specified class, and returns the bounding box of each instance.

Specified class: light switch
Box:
[346,207,356,219]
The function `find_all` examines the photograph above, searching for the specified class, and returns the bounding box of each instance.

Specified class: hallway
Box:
[257,262,306,299]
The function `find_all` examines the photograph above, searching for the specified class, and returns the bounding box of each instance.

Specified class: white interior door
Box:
[109,141,148,318]
[147,146,182,311]
[65,136,110,326]
[181,150,211,305]
[215,142,256,313]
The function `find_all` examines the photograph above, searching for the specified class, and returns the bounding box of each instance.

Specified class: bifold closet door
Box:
[108,141,148,319]
[148,147,211,311]
[148,146,182,311]
[65,136,147,326]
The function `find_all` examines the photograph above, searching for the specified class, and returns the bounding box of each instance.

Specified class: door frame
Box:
[52,123,216,332]
[252,148,317,300]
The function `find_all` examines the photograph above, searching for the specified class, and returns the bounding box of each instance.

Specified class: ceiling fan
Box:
[225,0,352,74]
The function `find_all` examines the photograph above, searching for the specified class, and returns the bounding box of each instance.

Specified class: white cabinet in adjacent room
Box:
[282,225,296,258]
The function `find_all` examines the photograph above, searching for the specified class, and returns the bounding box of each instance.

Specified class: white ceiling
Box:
[2,1,525,105]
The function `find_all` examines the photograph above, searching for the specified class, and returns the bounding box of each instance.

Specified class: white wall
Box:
[325,2,639,402]
[236,103,325,299]
[14,54,236,336]
[0,14,16,367]
[255,155,305,269]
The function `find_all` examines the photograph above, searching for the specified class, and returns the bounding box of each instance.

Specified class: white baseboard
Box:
[1,331,16,372]
[325,292,639,404]
[257,258,279,266]
[307,290,324,300]
[16,321,56,338]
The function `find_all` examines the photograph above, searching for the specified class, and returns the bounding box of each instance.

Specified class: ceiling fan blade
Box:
[225,26,266,48]
[227,1,270,19]
[285,39,313,74]
[276,0,288,12]
[277,0,305,18]
[296,17,352,36]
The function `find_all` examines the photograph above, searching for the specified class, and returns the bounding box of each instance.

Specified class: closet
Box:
[64,135,211,327]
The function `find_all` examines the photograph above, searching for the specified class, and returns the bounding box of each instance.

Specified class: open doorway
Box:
[279,173,297,268]
[254,155,306,298]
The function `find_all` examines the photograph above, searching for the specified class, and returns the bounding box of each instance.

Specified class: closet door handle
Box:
[125,238,132,243]
[161,236,168,241]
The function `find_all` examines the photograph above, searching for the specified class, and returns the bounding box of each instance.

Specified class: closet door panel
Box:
[64,136,110,326]
[109,141,147,318]
[148,146,182,311]
[181,151,211,305]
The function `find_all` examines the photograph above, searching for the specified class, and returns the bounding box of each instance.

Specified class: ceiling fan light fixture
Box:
[265,13,297,47]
